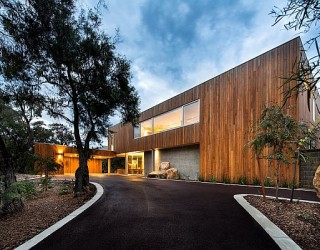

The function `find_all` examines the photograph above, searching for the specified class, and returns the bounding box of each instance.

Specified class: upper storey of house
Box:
[109,37,314,154]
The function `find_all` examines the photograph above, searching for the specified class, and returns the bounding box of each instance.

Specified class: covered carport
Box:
[34,143,117,174]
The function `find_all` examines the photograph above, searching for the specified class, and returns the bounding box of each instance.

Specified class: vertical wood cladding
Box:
[34,143,115,174]
[110,37,313,183]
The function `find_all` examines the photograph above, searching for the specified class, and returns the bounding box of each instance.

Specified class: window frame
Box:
[134,99,200,139]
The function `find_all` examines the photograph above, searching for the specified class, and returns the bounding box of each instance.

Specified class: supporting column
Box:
[151,149,155,171]
[107,158,111,175]
[125,153,128,175]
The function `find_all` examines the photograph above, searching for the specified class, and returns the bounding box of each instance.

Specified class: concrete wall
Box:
[154,144,200,180]
[144,150,153,176]
[300,150,320,188]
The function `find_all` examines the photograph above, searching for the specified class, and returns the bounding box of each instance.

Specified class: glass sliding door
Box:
[128,153,144,174]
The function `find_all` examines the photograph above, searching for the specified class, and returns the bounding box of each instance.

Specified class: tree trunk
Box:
[257,156,266,199]
[0,134,23,214]
[290,150,300,202]
[74,154,89,196]
[0,135,15,188]
[275,162,280,200]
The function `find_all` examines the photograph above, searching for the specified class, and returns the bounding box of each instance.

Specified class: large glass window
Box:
[183,100,200,125]
[141,119,153,137]
[154,108,182,133]
[134,99,200,138]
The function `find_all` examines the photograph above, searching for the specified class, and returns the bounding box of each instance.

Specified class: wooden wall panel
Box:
[110,37,313,184]
[34,143,111,174]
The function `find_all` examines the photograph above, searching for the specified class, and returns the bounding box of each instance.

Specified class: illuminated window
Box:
[134,100,200,138]
[183,100,200,125]
[154,108,182,133]
[141,119,153,137]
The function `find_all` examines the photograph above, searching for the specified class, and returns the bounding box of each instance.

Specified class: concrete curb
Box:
[143,176,316,192]
[234,194,302,250]
[15,182,104,250]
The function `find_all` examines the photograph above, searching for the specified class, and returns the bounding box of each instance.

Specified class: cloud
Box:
[132,64,179,111]
[91,0,314,121]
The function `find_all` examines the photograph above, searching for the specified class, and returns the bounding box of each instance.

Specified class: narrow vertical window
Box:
[134,124,141,138]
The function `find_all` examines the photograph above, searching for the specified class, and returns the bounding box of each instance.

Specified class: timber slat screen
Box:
[109,37,314,183]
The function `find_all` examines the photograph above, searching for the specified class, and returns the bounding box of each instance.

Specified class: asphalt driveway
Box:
[31,175,317,250]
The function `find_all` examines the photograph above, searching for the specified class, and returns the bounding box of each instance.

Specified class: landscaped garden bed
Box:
[0,179,96,250]
[246,195,320,250]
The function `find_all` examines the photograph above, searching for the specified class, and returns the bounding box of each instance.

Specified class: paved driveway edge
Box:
[16,182,104,250]
[234,194,301,250]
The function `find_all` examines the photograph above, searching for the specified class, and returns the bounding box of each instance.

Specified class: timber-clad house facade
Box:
[108,37,317,184]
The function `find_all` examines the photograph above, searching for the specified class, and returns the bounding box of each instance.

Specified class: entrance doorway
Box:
[128,153,144,175]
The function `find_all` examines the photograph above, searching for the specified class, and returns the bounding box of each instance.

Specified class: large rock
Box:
[313,165,320,199]
[148,170,166,179]
[159,162,171,172]
[166,168,179,180]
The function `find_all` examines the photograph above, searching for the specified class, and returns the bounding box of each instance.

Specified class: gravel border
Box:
[15,182,103,250]
[233,194,320,250]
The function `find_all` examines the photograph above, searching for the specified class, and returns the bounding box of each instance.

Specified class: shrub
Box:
[237,176,248,185]
[252,177,260,185]
[198,175,205,182]
[40,176,53,192]
[264,177,273,187]
[59,184,71,195]
[281,180,293,189]
[222,175,231,184]
[5,181,37,201]
[209,175,216,183]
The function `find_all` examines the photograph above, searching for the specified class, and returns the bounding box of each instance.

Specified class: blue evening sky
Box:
[84,0,316,125]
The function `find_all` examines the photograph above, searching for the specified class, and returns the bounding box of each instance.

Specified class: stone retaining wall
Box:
[300,150,320,188]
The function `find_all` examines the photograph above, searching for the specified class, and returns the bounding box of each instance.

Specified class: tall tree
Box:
[0,0,140,194]
[47,123,74,146]
[271,0,320,109]
[248,104,320,200]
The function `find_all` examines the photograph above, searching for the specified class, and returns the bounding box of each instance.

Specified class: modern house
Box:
[108,37,316,184]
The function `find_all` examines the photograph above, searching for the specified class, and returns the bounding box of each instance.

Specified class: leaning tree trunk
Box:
[275,162,280,200]
[74,154,89,196]
[290,150,300,202]
[256,156,266,199]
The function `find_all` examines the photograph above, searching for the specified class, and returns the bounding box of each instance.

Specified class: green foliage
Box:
[264,177,273,187]
[35,155,62,174]
[35,155,61,191]
[198,174,205,182]
[40,177,53,192]
[47,123,74,146]
[237,176,248,185]
[209,174,216,183]
[59,183,71,195]
[252,177,260,185]
[0,0,140,192]
[282,180,293,189]
[0,101,58,173]
[222,175,231,184]
[4,181,37,202]
[248,104,308,199]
